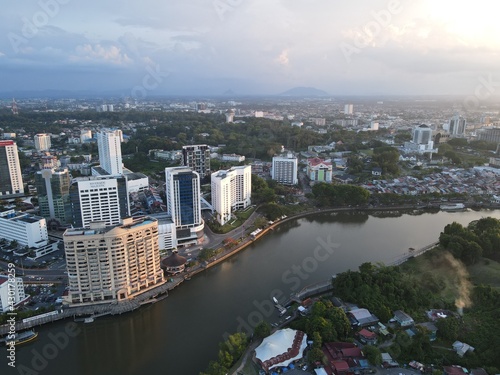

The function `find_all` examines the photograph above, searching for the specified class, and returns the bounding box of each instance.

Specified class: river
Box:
[3,209,500,375]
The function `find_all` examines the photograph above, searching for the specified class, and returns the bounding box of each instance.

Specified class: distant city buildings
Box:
[0,140,24,198]
[310,118,326,126]
[478,127,500,144]
[225,109,235,123]
[63,217,164,305]
[182,144,211,180]
[165,167,204,247]
[404,124,435,154]
[211,165,252,225]
[80,129,92,143]
[34,133,51,152]
[344,104,354,115]
[307,158,333,183]
[272,153,298,185]
[0,275,27,313]
[221,153,245,162]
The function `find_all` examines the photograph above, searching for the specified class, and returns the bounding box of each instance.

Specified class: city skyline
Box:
[1,1,500,96]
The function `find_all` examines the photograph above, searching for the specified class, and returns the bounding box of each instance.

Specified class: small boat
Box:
[272,297,279,305]
[0,330,38,346]
[84,317,95,324]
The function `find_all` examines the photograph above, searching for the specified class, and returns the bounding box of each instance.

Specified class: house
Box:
[452,341,475,357]
[393,310,414,327]
[332,360,350,375]
[357,328,377,345]
[348,308,379,327]
[381,353,398,368]
[372,167,382,176]
[471,368,489,375]
[444,366,468,375]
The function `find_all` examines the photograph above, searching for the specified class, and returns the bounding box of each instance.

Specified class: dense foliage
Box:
[199,332,249,375]
[439,217,500,263]
[312,183,370,207]
[332,263,434,321]
[290,300,351,346]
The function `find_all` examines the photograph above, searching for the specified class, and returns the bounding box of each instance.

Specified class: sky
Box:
[1,0,500,97]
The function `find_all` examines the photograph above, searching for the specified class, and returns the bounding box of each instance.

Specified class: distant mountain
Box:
[279,87,329,97]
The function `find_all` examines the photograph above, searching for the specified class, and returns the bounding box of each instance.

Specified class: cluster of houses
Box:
[362,167,500,198]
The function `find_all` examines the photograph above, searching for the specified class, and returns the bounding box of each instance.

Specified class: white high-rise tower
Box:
[0,140,24,197]
[96,129,123,175]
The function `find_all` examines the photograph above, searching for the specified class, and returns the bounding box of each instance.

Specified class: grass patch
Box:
[468,257,500,290]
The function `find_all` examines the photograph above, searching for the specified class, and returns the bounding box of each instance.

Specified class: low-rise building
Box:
[393,310,414,327]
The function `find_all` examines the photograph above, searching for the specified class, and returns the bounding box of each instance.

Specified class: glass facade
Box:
[176,173,195,226]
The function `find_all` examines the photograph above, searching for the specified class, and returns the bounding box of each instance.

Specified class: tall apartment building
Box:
[182,144,210,180]
[35,168,72,226]
[0,140,24,198]
[448,114,466,136]
[34,133,51,151]
[63,217,164,305]
[0,275,27,312]
[165,167,204,247]
[211,165,252,225]
[96,129,123,176]
[344,104,354,115]
[272,153,298,185]
[70,176,129,228]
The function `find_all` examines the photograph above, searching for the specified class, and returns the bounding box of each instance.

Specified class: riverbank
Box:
[1,204,497,337]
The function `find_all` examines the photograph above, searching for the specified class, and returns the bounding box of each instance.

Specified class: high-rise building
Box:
[413,124,433,145]
[0,140,24,198]
[70,176,130,228]
[272,153,298,185]
[344,104,354,115]
[96,129,123,176]
[211,166,252,226]
[36,168,72,226]
[34,133,51,151]
[182,144,210,180]
[63,217,164,305]
[165,167,204,247]
[0,275,26,312]
[449,114,467,136]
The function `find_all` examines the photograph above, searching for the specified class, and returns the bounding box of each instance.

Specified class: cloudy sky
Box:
[1,0,499,96]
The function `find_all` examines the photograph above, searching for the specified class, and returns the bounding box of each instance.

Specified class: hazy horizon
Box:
[1,1,499,97]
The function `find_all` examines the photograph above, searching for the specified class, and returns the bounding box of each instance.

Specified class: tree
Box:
[254,321,271,339]
[435,317,460,341]
[363,345,382,365]
[307,347,324,364]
